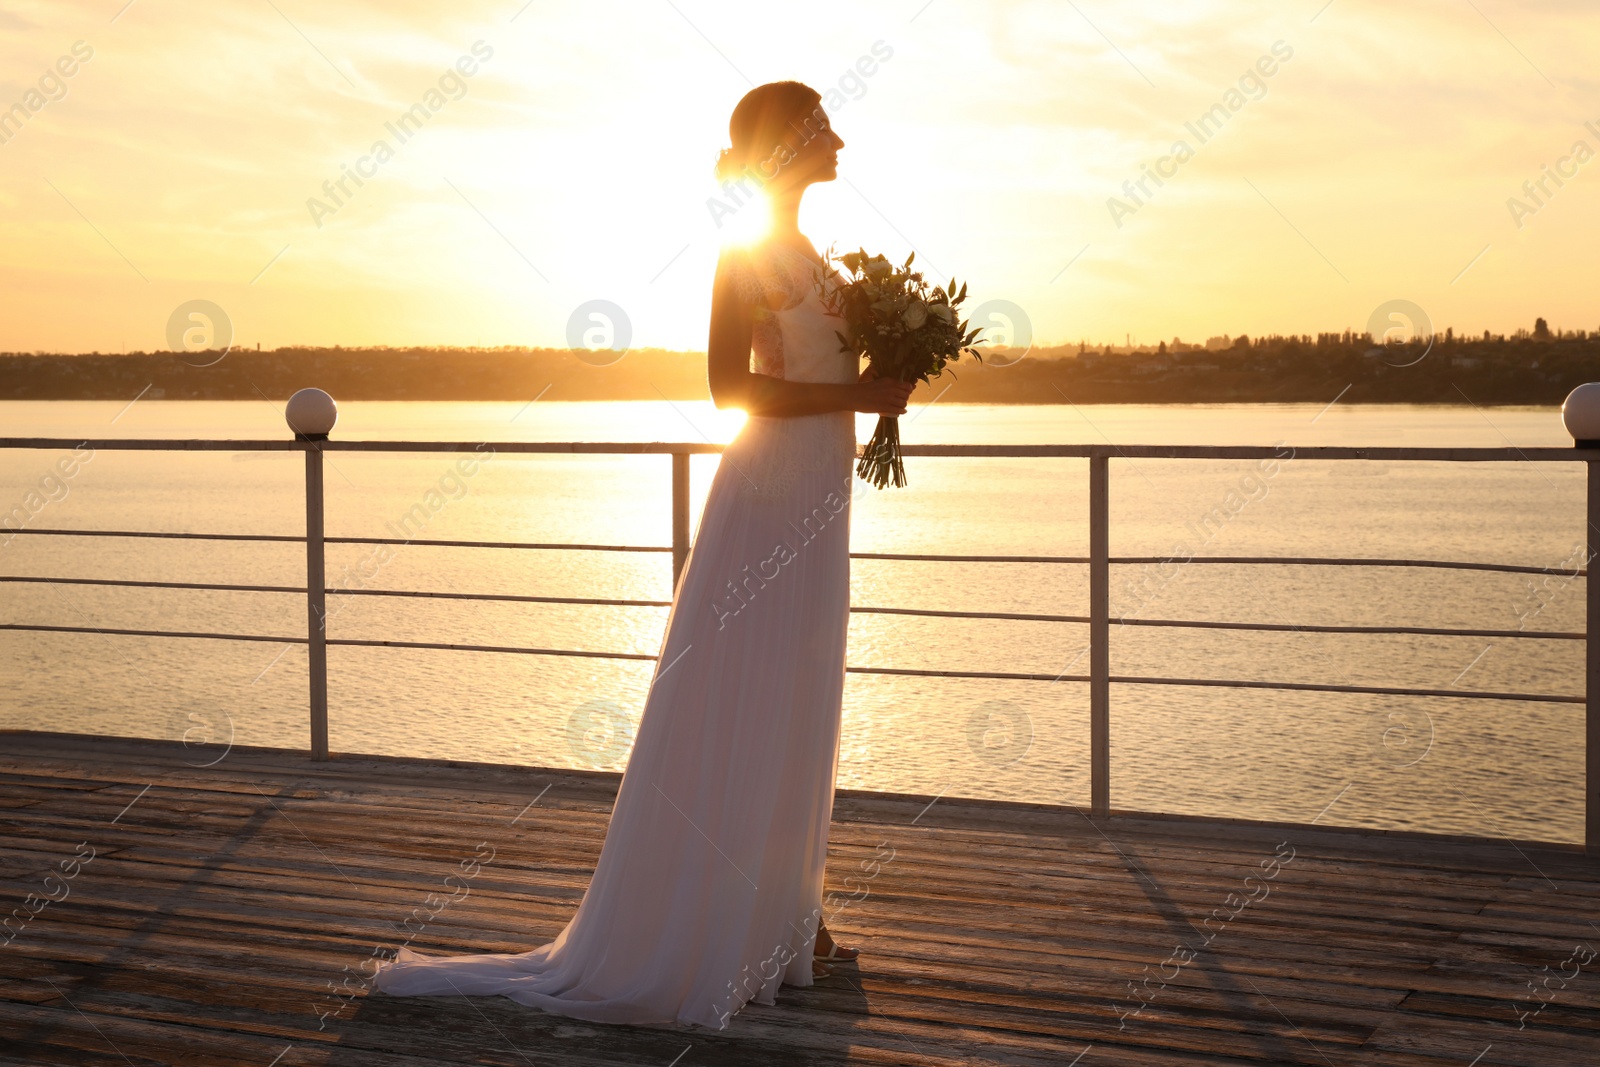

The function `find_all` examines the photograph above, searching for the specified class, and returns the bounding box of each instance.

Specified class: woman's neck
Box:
[768,188,804,241]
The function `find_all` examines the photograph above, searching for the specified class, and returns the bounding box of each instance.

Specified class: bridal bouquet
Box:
[819,248,982,489]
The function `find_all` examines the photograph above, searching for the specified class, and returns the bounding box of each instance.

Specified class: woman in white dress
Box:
[370,81,914,1028]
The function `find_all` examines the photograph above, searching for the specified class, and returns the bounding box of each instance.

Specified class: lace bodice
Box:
[718,242,859,500]
[722,243,857,385]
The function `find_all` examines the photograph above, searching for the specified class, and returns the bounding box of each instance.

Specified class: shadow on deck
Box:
[1,732,1596,1066]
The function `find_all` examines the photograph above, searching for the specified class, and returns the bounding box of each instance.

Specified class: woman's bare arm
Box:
[706,254,912,417]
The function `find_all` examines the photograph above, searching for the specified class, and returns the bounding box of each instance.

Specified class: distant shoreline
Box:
[1,336,1591,406]
[0,397,1565,410]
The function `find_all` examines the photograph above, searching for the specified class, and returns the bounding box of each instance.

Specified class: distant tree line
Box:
[0,328,1593,405]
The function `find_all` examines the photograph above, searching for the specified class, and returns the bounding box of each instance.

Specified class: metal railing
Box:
[1,432,1596,850]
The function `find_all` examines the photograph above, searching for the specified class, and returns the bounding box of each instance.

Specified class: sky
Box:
[0,0,1596,354]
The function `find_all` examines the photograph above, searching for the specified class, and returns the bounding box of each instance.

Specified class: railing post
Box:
[1588,457,1598,854]
[285,387,337,763]
[671,451,690,590]
[1090,451,1110,817]
[304,442,329,761]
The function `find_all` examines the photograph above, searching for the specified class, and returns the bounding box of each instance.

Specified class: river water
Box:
[0,399,1586,842]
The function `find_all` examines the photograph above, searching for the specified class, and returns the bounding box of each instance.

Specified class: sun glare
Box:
[2,3,1595,351]
[716,406,749,436]
[716,184,776,250]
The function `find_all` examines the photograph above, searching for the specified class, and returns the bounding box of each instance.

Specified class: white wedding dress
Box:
[371,241,858,1029]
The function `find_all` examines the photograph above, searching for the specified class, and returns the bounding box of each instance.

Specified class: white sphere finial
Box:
[286,387,338,439]
[1561,383,1600,447]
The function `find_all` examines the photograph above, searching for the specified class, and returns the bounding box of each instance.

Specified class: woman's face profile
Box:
[764,106,844,190]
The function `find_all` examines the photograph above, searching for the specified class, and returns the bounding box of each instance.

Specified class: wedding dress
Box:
[370,241,858,1028]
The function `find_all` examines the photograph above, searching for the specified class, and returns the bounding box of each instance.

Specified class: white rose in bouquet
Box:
[818,247,983,488]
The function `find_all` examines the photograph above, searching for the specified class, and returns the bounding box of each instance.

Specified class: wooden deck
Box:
[1,733,1596,1066]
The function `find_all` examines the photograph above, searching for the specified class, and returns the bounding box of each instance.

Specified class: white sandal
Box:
[814,943,860,963]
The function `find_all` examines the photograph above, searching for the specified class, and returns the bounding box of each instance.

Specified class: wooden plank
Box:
[3,735,1598,1066]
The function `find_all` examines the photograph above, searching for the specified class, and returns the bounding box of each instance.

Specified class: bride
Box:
[370,81,914,1028]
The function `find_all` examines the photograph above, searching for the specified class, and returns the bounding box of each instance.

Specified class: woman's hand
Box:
[854,374,914,416]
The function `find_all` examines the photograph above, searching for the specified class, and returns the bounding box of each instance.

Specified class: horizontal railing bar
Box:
[1110,674,1584,704]
[3,528,305,543]
[0,623,305,644]
[324,536,671,553]
[332,588,672,607]
[847,665,1583,701]
[0,576,674,609]
[0,439,723,455]
[5,528,1586,578]
[0,575,305,594]
[857,606,1090,622]
[0,621,1582,701]
[321,441,730,455]
[0,528,665,553]
[848,666,1090,682]
[1115,616,1585,641]
[1111,555,1587,577]
[847,665,1582,701]
[0,578,1580,641]
[325,638,657,661]
[1,438,1596,462]
[0,439,733,454]
[0,576,660,611]
[0,576,681,611]
[856,605,1583,641]
[904,444,1597,461]
[0,439,306,452]
[856,552,1587,576]
[855,552,1090,563]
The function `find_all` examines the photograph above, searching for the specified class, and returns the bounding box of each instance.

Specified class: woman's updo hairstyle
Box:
[714,80,823,183]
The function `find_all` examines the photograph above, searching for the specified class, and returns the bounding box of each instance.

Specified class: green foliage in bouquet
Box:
[818,248,983,488]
